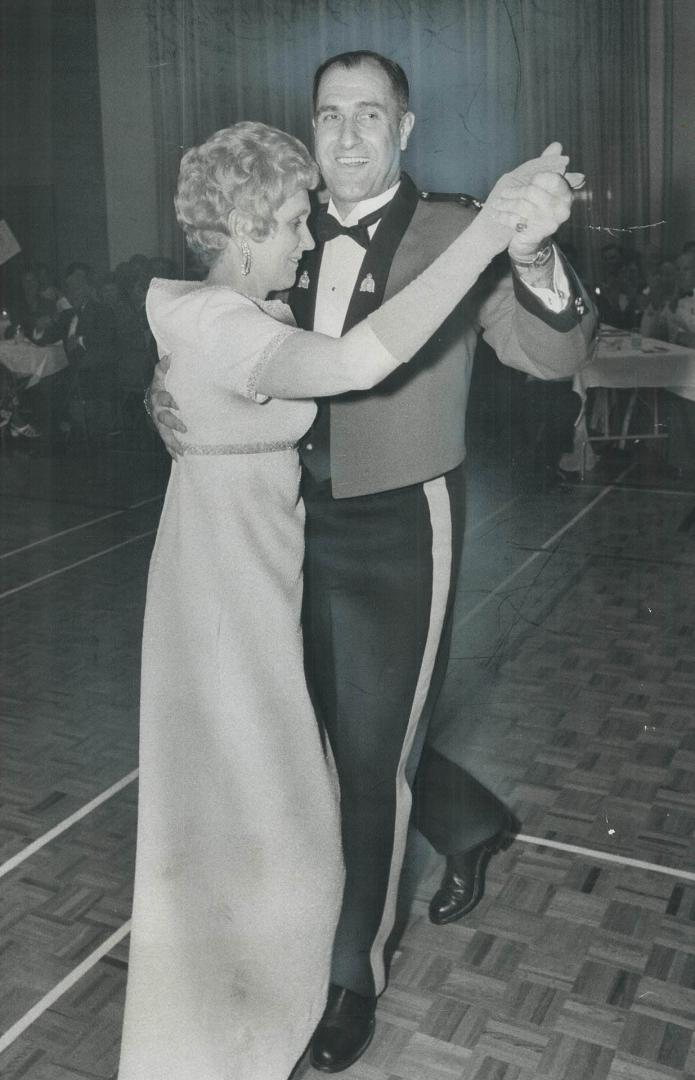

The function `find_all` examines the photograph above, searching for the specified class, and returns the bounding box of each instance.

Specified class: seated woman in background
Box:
[117,121,576,1080]
[640,259,678,341]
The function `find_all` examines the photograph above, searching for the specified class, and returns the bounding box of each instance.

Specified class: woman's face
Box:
[252,188,314,292]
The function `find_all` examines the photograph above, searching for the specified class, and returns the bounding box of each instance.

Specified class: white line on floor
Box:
[516,832,695,882]
[457,469,633,629]
[466,496,521,538]
[128,494,165,509]
[4,829,695,1056]
[0,530,156,600]
[0,464,680,1058]
[0,510,125,561]
[0,494,163,562]
[0,770,139,880]
[0,920,132,1054]
[611,483,695,498]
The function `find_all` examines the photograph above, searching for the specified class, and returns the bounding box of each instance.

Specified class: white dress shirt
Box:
[313,183,400,337]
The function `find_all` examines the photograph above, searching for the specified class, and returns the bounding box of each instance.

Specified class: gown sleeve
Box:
[196,291,302,404]
[146,283,303,405]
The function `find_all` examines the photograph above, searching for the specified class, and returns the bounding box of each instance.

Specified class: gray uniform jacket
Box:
[289,173,596,499]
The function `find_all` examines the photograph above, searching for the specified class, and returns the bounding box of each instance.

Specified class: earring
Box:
[240,239,251,276]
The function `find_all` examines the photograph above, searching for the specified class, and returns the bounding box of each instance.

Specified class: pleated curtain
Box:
[146,0,674,283]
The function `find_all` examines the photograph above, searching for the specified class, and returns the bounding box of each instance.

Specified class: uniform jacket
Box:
[289,173,596,498]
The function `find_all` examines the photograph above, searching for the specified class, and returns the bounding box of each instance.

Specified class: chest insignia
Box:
[359,273,376,294]
[298,271,310,290]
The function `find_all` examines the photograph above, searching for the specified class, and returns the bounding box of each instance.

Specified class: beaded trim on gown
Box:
[117,279,344,1080]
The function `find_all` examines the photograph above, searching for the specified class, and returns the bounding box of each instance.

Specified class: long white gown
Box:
[118,279,344,1080]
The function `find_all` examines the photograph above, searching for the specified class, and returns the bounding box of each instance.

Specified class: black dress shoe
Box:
[309,984,376,1073]
[428,820,515,926]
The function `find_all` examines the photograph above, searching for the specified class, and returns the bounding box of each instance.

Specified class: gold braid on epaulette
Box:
[419,191,484,210]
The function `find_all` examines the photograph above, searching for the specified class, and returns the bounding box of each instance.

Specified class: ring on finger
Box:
[515,217,528,233]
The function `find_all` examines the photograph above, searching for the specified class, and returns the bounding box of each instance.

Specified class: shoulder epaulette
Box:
[420,191,483,210]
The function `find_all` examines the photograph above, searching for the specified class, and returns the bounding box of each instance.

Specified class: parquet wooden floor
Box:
[2,439,695,1079]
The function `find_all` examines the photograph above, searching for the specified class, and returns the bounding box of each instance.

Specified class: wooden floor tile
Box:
[4,448,695,1078]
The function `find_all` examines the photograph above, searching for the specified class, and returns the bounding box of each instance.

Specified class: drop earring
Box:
[240,239,251,276]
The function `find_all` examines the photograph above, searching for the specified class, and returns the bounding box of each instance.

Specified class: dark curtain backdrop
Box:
[146,0,673,282]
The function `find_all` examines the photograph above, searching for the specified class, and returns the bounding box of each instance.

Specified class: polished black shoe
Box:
[428,821,515,926]
[309,984,376,1073]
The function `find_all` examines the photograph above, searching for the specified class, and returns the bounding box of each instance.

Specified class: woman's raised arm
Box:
[256,148,581,399]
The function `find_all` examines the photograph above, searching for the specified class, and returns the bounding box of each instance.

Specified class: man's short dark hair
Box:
[64,261,93,282]
[312,51,410,116]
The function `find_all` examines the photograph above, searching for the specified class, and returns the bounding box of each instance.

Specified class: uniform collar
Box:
[326,181,401,226]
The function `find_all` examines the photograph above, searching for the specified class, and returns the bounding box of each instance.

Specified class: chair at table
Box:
[581,385,668,477]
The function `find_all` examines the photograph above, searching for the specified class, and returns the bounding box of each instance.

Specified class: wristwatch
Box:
[143,387,154,419]
[511,241,554,268]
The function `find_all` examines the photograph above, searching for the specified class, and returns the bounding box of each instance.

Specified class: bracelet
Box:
[510,241,554,268]
[143,387,154,419]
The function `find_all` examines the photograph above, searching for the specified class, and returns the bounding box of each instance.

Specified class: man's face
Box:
[313,60,414,218]
[64,270,92,309]
[601,245,623,275]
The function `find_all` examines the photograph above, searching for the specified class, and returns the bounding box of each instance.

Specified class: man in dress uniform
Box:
[151,50,595,1073]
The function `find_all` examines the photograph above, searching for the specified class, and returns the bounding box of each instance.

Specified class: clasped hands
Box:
[483,141,585,261]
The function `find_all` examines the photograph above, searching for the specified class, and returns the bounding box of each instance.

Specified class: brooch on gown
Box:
[298,271,310,289]
[359,273,376,294]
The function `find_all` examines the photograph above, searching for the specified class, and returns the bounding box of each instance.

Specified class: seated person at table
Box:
[665,250,695,347]
[661,250,695,477]
[16,262,70,344]
[596,253,645,330]
[61,262,121,436]
[640,260,677,341]
[594,242,623,319]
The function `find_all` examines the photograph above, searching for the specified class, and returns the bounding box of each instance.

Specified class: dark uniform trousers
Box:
[301,463,508,998]
[291,174,596,1000]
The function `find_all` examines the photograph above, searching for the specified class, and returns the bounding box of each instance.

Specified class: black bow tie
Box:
[316,206,385,248]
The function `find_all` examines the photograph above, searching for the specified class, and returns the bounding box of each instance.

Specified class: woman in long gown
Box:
[117,122,575,1080]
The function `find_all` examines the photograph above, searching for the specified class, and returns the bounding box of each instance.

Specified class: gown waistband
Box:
[180,439,298,456]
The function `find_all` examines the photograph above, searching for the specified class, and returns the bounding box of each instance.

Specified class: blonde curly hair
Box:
[174,121,319,267]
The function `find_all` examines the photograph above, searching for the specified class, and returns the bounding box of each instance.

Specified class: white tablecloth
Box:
[0,339,68,388]
[573,330,695,401]
[563,331,695,475]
